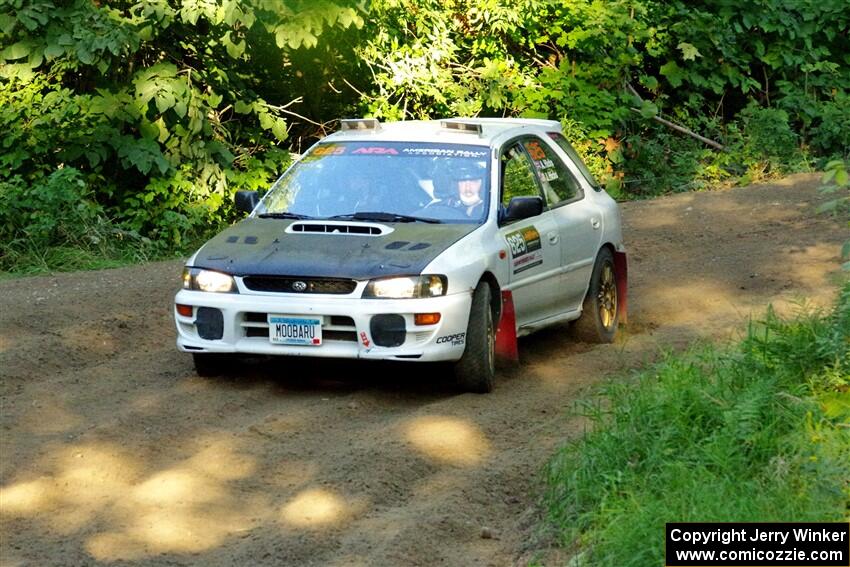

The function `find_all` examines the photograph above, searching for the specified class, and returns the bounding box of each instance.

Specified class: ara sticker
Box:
[505,226,543,274]
[352,146,399,155]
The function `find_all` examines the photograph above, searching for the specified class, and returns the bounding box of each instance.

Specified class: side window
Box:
[523,138,583,206]
[547,132,600,190]
[501,143,542,208]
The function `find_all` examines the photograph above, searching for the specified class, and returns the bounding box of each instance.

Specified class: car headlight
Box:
[362,275,447,299]
[183,268,237,293]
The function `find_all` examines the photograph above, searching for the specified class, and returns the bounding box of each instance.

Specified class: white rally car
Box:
[174,118,627,392]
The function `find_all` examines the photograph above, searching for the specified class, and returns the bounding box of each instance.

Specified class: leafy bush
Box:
[0,0,356,258]
[0,167,106,249]
[543,285,850,565]
[810,92,850,158]
[739,105,801,171]
[818,159,850,270]
[0,167,153,274]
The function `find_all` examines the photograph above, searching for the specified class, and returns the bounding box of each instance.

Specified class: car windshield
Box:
[256,141,491,224]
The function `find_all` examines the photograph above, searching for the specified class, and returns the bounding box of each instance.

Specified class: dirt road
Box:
[1,174,846,566]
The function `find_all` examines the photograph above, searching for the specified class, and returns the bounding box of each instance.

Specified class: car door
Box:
[498,140,564,328]
[521,136,601,311]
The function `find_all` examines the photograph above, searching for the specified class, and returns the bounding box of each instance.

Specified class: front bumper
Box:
[173,289,473,362]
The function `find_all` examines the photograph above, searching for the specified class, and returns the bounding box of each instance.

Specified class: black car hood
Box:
[193,218,479,280]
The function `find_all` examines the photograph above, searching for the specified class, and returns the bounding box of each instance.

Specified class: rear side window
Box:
[547,132,600,190]
[522,138,583,206]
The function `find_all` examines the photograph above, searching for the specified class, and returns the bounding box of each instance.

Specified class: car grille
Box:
[242,276,357,295]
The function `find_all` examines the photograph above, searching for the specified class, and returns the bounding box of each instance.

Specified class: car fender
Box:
[423,222,521,361]
[421,223,508,294]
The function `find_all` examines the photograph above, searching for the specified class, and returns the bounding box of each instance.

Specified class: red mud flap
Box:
[495,290,519,363]
[614,251,628,325]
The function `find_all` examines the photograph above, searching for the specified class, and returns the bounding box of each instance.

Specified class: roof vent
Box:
[441,120,482,134]
[340,118,381,132]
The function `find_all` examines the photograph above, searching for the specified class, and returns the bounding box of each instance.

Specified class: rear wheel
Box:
[574,248,619,343]
[455,282,496,393]
[192,353,235,377]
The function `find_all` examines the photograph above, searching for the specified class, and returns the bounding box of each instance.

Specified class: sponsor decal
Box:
[538,168,560,182]
[401,148,488,158]
[359,331,371,348]
[352,146,399,155]
[525,141,561,181]
[512,252,543,273]
[505,225,544,274]
[524,140,547,160]
[436,332,466,346]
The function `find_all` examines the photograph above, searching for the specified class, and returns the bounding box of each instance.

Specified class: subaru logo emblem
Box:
[292,281,308,292]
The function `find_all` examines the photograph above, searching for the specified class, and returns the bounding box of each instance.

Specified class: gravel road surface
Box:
[1,174,846,566]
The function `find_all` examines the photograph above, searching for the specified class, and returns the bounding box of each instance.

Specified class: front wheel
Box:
[454,282,496,393]
[573,248,619,343]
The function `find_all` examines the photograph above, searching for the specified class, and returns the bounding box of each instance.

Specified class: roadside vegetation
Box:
[540,283,850,565]
[1,0,848,275]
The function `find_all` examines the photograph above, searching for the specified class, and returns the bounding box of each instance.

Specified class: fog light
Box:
[370,314,406,347]
[176,304,193,317]
[414,313,441,326]
[196,307,224,340]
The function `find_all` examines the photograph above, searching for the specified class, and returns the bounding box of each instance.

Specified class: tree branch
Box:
[626,82,726,151]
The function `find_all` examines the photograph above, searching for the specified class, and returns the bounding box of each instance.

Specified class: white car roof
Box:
[322,118,563,146]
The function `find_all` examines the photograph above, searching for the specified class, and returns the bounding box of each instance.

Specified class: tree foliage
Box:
[1,0,848,270]
[1,0,363,250]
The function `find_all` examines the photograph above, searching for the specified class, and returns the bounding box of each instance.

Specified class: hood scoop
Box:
[286,221,392,236]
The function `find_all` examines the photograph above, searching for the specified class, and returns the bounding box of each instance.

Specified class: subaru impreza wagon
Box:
[174,118,627,392]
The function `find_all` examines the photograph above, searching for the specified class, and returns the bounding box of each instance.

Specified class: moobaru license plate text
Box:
[269,316,322,345]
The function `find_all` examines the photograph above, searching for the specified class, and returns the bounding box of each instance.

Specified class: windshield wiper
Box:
[257,212,315,220]
[328,211,442,224]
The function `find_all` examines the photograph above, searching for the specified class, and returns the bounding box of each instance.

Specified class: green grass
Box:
[0,234,211,279]
[542,284,850,566]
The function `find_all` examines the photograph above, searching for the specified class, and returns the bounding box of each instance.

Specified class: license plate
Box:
[268,315,322,346]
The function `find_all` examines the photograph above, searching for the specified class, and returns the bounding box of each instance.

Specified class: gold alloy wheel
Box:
[598,262,618,329]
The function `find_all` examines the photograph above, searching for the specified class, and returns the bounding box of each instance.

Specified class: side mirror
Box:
[502,196,543,223]
[235,190,259,215]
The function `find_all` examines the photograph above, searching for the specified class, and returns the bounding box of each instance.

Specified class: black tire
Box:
[454,282,496,393]
[574,247,619,343]
[192,353,235,377]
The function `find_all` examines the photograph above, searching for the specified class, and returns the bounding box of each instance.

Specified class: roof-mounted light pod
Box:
[440,120,483,134]
[340,118,381,132]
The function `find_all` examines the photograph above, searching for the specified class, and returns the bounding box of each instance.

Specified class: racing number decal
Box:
[312,145,346,157]
[506,231,528,257]
[506,226,541,257]
[505,226,543,274]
